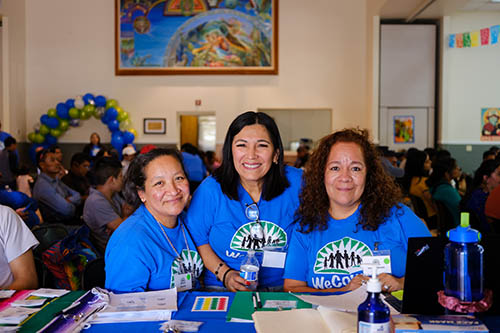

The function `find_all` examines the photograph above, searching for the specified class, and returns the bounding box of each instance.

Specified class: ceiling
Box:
[380,0,500,21]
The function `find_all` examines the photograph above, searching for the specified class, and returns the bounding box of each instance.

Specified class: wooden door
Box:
[180,115,198,147]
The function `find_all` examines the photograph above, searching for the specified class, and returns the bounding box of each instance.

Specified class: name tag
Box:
[362,251,391,275]
[262,250,287,268]
[174,273,193,292]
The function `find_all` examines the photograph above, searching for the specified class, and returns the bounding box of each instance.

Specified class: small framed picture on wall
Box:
[144,118,166,134]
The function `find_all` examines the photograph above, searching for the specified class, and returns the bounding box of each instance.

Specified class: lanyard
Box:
[155,217,194,273]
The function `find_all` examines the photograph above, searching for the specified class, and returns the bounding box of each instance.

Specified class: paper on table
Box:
[0,290,15,299]
[252,309,330,333]
[30,288,70,298]
[90,288,177,323]
[0,306,38,324]
[294,285,399,314]
[317,306,357,333]
[10,298,47,307]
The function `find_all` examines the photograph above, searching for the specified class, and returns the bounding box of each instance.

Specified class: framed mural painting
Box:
[115,0,278,75]
[393,115,415,144]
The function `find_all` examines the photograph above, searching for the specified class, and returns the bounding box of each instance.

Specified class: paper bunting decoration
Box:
[456,33,463,48]
[449,25,500,48]
[471,31,479,47]
[492,25,499,45]
[481,28,489,45]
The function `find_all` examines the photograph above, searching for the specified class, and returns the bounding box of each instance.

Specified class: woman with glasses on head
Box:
[105,148,203,293]
[186,111,303,291]
[283,128,430,293]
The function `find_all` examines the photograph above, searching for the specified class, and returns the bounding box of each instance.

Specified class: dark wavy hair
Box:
[297,128,403,233]
[472,159,500,190]
[123,148,187,209]
[400,149,429,193]
[426,157,457,191]
[214,111,289,201]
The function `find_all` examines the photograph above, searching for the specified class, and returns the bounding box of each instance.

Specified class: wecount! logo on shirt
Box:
[170,249,204,288]
[230,221,287,251]
[314,237,373,275]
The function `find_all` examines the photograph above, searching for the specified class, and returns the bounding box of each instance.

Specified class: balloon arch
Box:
[28,93,137,160]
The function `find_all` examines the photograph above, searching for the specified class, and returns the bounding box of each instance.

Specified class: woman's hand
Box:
[344,273,368,291]
[377,273,404,293]
[224,269,250,292]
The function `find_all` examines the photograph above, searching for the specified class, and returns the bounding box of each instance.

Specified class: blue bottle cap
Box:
[447,212,481,243]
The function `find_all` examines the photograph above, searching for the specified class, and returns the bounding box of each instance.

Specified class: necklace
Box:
[155,217,195,274]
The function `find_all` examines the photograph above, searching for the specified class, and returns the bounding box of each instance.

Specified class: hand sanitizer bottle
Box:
[358,263,390,333]
[240,249,259,291]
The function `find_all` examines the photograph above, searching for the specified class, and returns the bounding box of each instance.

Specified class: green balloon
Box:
[83,104,95,114]
[39,124,50,135]
[69,107,80,119]
[80,109,91,120]
[34,133,45,144]
[59,119,69,131]
[117,111,129,122]
[119,119,132,132]
[50,129,62,138]
[106,99,118,109]
[28,132,36,142]
[47,108,57,118]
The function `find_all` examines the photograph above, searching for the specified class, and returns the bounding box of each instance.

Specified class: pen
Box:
[256,292,262,308]
[252,293,257,311]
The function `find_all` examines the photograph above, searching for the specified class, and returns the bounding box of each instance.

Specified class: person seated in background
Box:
[84,157,132,255]
[378,146,404,178]
[204,150,221,174]
[0,137,20,190]
[0,188,43,228]
[50,145,68,178]
[181,143,207,193]
[483,150,496,161]
[294,145,310,169]
[83,132,103,159]
[33,148,81,224]
[426,156,462,227]
[105,149,203,293]
[0,121,12,150]
[121,145,136,176]
[283,129,430,293]
[62,153,91,202]
[400,149,437,230]
[0,205,38,290]
[464,159,500,233]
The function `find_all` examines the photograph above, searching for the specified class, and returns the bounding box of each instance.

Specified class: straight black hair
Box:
[70,152,91,166]
[123,148,186,209]
[94,157,122,186]
[214,111,289,201]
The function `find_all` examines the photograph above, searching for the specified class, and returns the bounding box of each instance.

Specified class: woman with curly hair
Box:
[283,128,430,293]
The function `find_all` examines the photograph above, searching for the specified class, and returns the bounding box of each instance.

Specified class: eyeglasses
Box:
[246,203,264,241]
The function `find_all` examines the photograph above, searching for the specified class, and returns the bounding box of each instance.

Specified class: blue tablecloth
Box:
[84,291,255,332]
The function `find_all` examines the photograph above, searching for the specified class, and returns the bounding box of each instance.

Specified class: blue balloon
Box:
[65,98,75,109]
[95,95,106,107]
[47,117,60,129]
[123,131,135,144]
[111,132,124,150]
[45,134,57,145]
[108,120,120,132]
[83,93,95,105]
[56,103,69,119]
[101,114,110,125]
[105,107,118,121]
[40,115,50,126]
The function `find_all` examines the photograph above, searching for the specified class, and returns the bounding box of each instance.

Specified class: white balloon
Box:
[74,96,85,109]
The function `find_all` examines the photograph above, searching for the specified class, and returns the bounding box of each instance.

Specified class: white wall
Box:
[0,0,26,138]
[24,0,371,144]
[441,11,500,145]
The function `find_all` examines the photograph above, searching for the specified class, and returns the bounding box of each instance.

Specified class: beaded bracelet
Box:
[222,268,235,288]
[214,262,224,281]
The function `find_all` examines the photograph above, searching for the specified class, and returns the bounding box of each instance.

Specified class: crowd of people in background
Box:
[2,114,500,294]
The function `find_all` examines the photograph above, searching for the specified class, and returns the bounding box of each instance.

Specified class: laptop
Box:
[385,235,500,315]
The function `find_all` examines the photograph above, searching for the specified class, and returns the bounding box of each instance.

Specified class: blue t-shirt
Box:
[283,204,431,290]
[181,152,206,182]
[186,166,303,288]
[105,205,204,293]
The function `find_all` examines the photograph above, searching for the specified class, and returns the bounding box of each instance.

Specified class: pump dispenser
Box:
[357,263,390,333]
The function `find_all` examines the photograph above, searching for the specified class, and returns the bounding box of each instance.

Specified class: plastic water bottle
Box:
[444,212,484,302]
[358,263,390,333]
[240,249,259,291]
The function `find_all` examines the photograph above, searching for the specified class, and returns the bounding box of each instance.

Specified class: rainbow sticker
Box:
[192,296,229,312]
